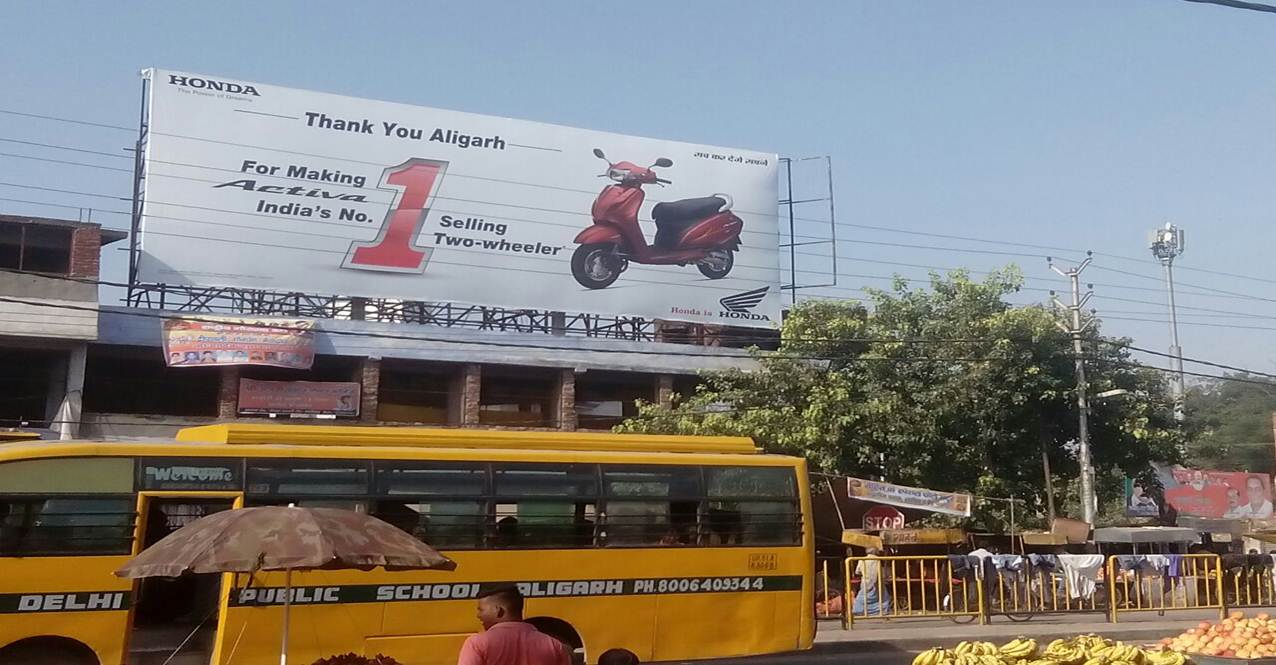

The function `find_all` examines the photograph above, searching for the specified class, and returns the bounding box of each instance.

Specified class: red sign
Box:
[238,379,360,417]
[863,505,906,531]
[1158,465,1274,519]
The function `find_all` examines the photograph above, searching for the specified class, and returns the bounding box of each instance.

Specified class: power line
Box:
[10,108,1276,291]
[14,267,1276,388]
[0,293,1016,364]
[0,108,134,132]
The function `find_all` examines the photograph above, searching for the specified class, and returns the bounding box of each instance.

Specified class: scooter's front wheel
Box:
[571,243,622,289]
[697,249,734,279]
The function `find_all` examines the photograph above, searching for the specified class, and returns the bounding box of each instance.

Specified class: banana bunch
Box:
[915,635,1188,665]
[1143,650,1186,665]
[1001,638,1039,660]
[914,648,948,665]
[1075,635,1117,655]
[1090,642,1146,665]
[1042,640,1087,665]
[956,642,1003,658]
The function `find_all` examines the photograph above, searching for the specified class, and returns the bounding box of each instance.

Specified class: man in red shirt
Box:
[458,585,571,665]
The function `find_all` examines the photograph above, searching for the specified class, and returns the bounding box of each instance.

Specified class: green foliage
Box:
[617,267,1187,531]
[1184,374,1276,472]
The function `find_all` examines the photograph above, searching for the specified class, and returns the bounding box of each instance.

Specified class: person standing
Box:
[851,547,893,616]
[458,585,570,665]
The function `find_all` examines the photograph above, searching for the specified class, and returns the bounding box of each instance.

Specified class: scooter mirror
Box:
[653,158,673,168]
[592,148,607,160]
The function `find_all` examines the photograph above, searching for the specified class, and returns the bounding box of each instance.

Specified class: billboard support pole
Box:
[786,158,797,306]
[126,74,151,304]
[778,156,839,309]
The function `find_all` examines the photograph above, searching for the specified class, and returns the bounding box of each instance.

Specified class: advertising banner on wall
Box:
[237,379,360,417]
[136,69,782,327]
[162,316,314,369]
[1126,464,1274,519]
[846,477,973,517]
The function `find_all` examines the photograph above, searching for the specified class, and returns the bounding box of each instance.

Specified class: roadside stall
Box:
[1094,526,1208,617]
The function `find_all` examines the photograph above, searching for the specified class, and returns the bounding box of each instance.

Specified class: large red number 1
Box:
[343,158,449,273]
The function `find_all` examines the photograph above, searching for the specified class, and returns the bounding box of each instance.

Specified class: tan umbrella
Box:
[116,505,456,665]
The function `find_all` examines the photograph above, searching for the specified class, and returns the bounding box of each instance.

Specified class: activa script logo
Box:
[167,74,260,97]
[718,286,771,321]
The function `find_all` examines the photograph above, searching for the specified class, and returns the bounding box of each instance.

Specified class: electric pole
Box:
[1050,253,1096,525]
[1150,223,1186,421]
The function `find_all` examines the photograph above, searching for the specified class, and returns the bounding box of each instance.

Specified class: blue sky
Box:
[2,1,1275,371]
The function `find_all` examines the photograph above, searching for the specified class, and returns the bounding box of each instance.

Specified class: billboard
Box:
[1127,464,1274,519]
[136,69,782,327]
[162,316,314,369]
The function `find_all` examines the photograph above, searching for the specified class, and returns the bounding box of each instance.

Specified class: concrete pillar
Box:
[359,357,380,423]
[217,365,241,420]
[448,364,481,426]
[554,368,577,431]
[657,374,675,408]
[55,344,86,440]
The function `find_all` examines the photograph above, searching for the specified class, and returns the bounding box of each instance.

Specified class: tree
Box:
[1184,374,1276,472]
[618,268,1186,530]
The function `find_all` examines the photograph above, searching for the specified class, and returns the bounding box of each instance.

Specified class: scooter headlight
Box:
[608,168,631,182]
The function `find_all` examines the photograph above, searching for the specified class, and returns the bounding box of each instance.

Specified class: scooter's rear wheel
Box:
[697,249,734,279]
[571,243,622,289]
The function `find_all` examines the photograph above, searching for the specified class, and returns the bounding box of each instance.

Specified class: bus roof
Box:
[174,423,761,455]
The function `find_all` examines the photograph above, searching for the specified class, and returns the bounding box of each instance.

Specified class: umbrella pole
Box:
[280,567,292,665]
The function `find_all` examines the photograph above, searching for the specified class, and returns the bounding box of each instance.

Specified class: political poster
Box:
[1141,464,1275,520]
[161,316,314,369]
[136,69,782,327]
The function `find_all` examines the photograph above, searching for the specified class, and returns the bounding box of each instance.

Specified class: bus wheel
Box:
[0,637,99,665]
[599,648,641,663]
[525,617,584,663]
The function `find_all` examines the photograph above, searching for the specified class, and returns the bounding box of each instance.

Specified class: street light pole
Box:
[1050,253,1096,525]
[1150,224,1186,421]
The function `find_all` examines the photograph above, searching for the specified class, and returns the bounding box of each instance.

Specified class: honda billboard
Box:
[136,69,782,327]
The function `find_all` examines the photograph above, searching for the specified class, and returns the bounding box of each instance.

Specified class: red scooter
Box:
[570,148,743,289]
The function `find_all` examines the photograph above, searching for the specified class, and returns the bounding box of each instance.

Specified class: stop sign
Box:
[862,505,906,530]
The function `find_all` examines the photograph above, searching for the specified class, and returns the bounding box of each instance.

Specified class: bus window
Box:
[373,462,486,549]
[705,466,800,546]
[492,464,598,548]
[246,460,370,496]
[375,462,487,496]
[493,501,596,548]
[602,465,701,546]
[373,499,485,549]
[0,496,134,555]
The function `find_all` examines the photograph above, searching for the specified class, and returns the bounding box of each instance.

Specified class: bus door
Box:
[128,492,242,665]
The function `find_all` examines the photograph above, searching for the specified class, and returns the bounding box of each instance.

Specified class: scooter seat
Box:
[652,196,727,226]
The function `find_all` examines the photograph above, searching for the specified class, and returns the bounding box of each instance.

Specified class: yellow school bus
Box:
[0,424,814,664]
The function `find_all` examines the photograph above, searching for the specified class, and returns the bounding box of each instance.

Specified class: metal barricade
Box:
[1108,553,1225,622]
[815,557,843,619]
[1225,557,1276,609]
[841,555,985,627]
[986,564,1106,618]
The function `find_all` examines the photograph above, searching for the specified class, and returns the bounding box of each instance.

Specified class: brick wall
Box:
[657,374,675,408]
[554,368,577,431]
[69,226,102,279]
[359,358,380,423]
[447,364,481,425]
[217,366,240,419]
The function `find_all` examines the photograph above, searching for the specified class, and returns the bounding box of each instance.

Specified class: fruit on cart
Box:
[1161,611,1276,659]
[913,635,1190,665]
[1001,639,1040,660]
